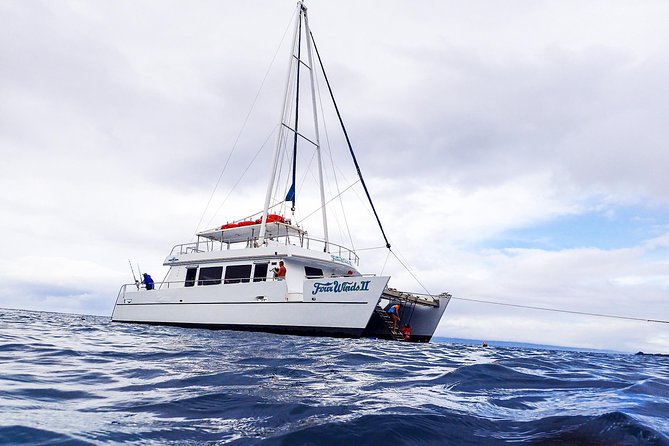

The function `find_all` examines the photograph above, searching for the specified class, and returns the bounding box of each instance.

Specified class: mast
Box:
[260,1,330,249]
[289,9,303,212]
[259,3,301,244]
[302,3,329,250]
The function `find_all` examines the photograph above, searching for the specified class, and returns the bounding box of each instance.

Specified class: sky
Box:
[1,0,668,353]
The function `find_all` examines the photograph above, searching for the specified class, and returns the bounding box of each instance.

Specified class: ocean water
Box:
[1,309,668,445]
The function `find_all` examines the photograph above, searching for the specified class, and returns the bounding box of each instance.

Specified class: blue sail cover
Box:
[285,184,295,202]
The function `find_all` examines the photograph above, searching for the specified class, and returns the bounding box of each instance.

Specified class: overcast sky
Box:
[1,0,668,353]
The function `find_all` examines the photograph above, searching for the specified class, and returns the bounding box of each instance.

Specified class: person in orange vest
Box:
[387,303,401,332]
[401,324,412,341]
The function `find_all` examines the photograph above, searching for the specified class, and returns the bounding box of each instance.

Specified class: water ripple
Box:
[1,308,668,445]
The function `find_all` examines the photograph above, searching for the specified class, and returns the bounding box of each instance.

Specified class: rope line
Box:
[205,126,278,228]
[380,249,391,275]
[388,249,431,326]
[301,180,360,221]
[314,64,355,251]
[419,294,669,324]
[389,250,431,297]
[355,246,389,252]
[310,31,391,249]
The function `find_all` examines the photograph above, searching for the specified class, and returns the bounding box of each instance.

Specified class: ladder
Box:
[374,306,405,341]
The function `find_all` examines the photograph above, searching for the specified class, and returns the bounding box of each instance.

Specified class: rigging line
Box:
[274,122,292,209]
[319,133,354,249]
[297,145,319,198]
[386,240,430,289]
[355,246,389,251]
[193,9,298,236]
[405,297,419,328]
[314,64,355,251]
[277,132,293,202]
[325,159,356,250]
[380,249,391,275]
[304,166,348,243]
[386,249,421,324]
[386,246,422,324]
[326,177,349,246]
[276,57,297,213]
[273,77,295,214]
[270,1,300,214]
[310,31,391,249]
[388,240,433,301]
[301,179,361,221]
[446,296,669,325]
[205,125,279,228]
[278,32,298,174]
[389,249,432,297]
[305,104,374,232]
[301,168,329,224]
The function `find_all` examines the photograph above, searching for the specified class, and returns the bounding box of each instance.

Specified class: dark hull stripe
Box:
[112,320,433,343]
[113,320,365,339]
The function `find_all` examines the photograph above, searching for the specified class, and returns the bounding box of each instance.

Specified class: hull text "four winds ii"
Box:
[312,280,371,295]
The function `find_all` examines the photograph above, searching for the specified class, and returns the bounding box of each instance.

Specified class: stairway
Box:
[374,306,405,341]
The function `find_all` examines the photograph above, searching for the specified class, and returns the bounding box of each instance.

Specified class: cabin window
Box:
[185,267,197,287]
[224,265,252,284]
[253,263,268,282]
[305,266,324,278]
[198,266,223,286]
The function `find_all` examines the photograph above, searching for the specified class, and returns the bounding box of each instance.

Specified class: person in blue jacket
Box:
[142,273,154,290]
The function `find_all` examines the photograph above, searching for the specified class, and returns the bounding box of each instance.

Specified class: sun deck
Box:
[170,221,360,265]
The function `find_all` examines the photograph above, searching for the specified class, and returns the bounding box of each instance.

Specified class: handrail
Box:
[117,272,374,298]
[118,276,286,296]
[170,233,359,265]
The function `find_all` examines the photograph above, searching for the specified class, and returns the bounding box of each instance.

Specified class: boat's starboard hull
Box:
[112,276,390,338]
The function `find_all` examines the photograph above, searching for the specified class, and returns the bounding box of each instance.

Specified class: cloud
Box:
[428,241,669,352]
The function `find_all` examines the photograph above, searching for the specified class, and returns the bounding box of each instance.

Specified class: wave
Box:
[262,411,669,446]
[0,425,92,446]
[1,309,669,445]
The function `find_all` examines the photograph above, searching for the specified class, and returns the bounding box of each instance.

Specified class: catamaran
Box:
[112,2,451,342]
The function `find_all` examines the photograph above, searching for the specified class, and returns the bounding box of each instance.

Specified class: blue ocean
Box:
[1,309,667,445]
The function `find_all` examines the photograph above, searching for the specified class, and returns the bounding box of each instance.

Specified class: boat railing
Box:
[169,234,360,265]
[116,271,380,299]
[117,276,288,298]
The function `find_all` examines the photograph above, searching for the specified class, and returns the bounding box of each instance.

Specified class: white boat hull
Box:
[112,276,390,338]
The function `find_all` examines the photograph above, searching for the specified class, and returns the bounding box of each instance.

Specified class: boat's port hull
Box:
[363,295,451,342]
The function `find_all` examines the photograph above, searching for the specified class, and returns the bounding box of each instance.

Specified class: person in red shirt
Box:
[274,261,286,280]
